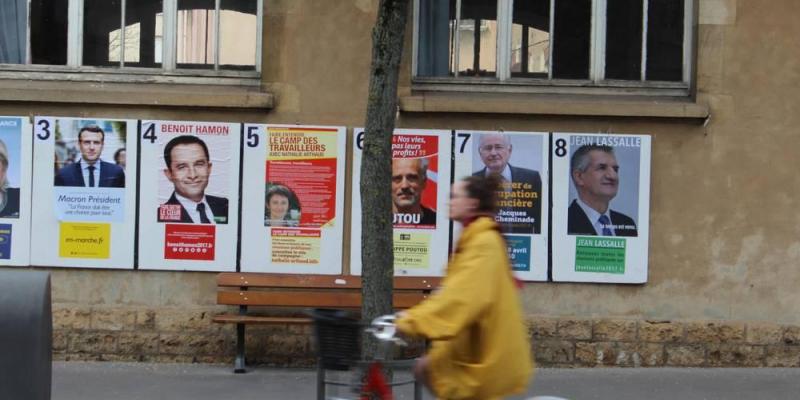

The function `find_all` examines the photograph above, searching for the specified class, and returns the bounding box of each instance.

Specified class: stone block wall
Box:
[530,317,800,368]
[52,307,800,368]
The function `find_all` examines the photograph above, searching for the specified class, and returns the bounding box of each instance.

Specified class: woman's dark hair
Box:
[265,184,300,218]
[461,174,502,213]
[113,148,126,164]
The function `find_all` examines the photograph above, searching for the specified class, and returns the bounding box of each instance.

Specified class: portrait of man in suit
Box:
[54,125,125,188]
[472,133,542,234]
[568,144,638,237]
[391,157,436,226]
[157,135,228,224]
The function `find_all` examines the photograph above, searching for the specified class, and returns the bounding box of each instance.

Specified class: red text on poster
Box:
[391,134,438,229]
[164,224,215,260]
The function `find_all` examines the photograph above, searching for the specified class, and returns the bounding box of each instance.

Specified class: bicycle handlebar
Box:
[366,314,406,346]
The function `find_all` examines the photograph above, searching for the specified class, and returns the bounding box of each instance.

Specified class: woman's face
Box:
[116,150,127,168]
[268,194,289,220]
[0,163,7,186]
[449,181,478,222]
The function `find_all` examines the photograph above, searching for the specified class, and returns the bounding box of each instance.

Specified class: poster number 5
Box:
[246,126,259,148]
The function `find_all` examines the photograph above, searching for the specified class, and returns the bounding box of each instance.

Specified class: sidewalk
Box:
[52,362,800,400]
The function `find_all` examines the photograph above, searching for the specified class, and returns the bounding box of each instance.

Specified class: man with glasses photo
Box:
[472,133,542,234]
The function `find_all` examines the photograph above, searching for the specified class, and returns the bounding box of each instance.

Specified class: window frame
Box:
[3,0,263,81]
[412,0,696,95]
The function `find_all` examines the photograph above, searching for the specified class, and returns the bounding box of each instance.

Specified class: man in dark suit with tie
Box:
[54,125,125,188]
[157,135,228,224]
[472,133,542,234]
[568,144,637,237]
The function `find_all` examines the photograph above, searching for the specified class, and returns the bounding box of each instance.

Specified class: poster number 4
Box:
[36,119,53,141]
[142,123,157,144]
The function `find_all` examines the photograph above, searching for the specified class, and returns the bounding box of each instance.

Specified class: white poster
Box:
[452,130,549,281]
[137,120,240,271]
[351,128,451,277]
[0,117,33,265]
[240,124,346,274]
[551,133,651,283]
[31,117,136,269]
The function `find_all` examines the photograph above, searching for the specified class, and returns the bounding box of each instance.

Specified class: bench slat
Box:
[216,273,440,291]
[217,290,429,309]
[212,315,312,324]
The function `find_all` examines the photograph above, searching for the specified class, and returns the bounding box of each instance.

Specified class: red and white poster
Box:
[350,128,451,277]
[137,120,240,271]
[164,224,215,261]
[240,125,346,274]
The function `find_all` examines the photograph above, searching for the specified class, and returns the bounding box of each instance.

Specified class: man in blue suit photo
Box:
[54,125,125,188]
[472,133,542,234]
[157,135,228,224]
[568,144,638,237]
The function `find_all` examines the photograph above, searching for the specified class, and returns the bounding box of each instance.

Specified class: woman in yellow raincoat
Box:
[396,175,534,400]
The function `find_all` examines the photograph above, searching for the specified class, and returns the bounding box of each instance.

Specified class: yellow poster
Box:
[59,222,111,259]
[393,231,431,269]
[271,228,321,264]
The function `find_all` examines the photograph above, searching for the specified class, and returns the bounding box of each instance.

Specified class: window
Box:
[0,0,261,74]
[415,0,693,90]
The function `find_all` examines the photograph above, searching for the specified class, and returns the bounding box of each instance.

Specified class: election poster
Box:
[452,130,549,281]
[551,133,651,283]
[30,117,136,269]
[0,117,33,265]
[350,128,451,277]
[137,120,240,271]
[240,124,346,274]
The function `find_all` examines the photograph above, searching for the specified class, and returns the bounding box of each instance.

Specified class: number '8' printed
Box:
[554,138,567,157]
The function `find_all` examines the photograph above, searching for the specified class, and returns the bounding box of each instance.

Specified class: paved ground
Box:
[52,362,800,400]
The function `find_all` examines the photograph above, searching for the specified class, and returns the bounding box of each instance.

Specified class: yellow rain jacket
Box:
[397,217,533,400]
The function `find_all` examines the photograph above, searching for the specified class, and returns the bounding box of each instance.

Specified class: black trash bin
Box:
[0,269,52,400]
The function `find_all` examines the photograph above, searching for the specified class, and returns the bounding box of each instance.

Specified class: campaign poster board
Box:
[30,117,136,268]
[351,128,452,277]
[551,133,651,283]
[0,117,33,265]
[452,130,549,281]
[240,124,346,274]
[138,120,240,271]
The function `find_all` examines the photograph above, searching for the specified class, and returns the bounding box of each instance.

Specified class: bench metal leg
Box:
[316,361,325,400]
[414,377,422,400]
[234,322,246,373]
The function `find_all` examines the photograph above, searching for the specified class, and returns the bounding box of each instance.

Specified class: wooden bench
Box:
[213,273,440,373]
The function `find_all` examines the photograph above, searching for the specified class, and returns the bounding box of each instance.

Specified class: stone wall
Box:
[52,306,800,368]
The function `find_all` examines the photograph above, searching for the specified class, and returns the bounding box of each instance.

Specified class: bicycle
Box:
[310,308,421,400]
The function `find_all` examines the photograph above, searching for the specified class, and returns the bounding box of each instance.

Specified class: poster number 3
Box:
[36,119,53,141]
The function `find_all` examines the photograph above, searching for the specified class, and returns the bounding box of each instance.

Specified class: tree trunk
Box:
[360,0,410,356]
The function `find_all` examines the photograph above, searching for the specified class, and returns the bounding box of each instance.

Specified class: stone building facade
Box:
[1,0,799,367]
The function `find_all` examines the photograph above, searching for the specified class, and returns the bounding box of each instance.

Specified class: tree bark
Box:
[360,0,410,356]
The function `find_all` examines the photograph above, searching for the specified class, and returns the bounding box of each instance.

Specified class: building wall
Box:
[4,0,800,366]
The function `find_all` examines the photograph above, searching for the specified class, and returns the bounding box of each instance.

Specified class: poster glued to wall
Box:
[137,120,240,271]
[452,130,549,281]
[30,117,137,268]
[240,124,346,274]
[350,128,452,277]
[551,133,651,283]
[0,117,33,265]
